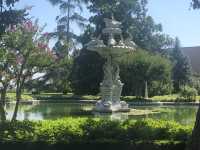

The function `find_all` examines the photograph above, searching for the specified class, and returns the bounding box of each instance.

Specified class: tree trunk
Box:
[1,87,6,106]
[0,105,6,122]
[0,86,7,122]
[144,81,148,99]
[11,44,29,122]
[186,105,200,150]
[66,0,71,55]
[138,86,142,99]
[11,88,21,122]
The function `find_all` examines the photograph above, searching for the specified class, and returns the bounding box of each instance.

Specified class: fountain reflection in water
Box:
[86,16,136,112]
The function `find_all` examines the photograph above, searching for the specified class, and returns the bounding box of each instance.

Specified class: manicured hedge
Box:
[0,118,192,150]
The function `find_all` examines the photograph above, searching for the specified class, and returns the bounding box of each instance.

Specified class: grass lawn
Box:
[5,92,200,102]
[6,93,33,101]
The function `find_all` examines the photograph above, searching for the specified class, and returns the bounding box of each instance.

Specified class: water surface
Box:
[5,103,198,125]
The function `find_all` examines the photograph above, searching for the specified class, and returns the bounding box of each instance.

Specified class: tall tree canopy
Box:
[71,0,174,95]
[171,38,192,92]
[80,0,173,53]
[47,0,87,55]
[0,0,27,121]
[120,50,172,97]
[0,20,54,121]
[0,0,26,35]
[191,0,200,9]
[43,0,88,93]
[71,49,172,96]
[70,49,104,95]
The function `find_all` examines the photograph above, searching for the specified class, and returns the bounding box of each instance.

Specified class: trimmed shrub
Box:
[0,118,192,150]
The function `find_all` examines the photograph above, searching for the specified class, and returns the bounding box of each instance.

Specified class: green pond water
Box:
[5,103,198,125]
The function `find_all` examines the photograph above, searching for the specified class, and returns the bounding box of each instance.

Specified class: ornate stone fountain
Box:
[86,16,136,112]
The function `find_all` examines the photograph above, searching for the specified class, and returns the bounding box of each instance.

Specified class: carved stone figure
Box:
[86,16,136,112]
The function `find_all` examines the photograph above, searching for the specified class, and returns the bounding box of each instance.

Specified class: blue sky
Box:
[16,0,200,47]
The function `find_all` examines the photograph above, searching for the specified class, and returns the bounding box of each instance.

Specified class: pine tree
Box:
[172,37,192,92]
[47,0,87,55]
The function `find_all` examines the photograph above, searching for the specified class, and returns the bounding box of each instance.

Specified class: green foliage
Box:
[71,49,172,96]
[124,119,191,141]
[81,95,100,100]
[47,0,87,54]
[180,86,198,101]
[151,95,179,102]
[1,20,54,87]
[149,81,173,96]
[28,92,200,102]
[0,20,55,121]
[70,50,104,95]
[25,56,73,94]
[171,38,192,92]
[81,0,174,52]
[35,118,85,143]
[0,0,26,35]
[74,0,175,96]
[0,0,26,112]
[120,50,172,96]
[31,93,100,101]
[36,0,88,94]
[0,120,36,142]
[0,118,192,144]
[191,75,200,95]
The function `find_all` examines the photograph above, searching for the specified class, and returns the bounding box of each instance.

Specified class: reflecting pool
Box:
[5,103,198,125]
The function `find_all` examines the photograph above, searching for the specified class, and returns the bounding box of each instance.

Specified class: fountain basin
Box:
[94,100,130,113]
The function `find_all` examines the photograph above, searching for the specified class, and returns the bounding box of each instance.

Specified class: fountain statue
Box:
[86,16,136,112]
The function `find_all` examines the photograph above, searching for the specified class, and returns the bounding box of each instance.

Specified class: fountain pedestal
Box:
[86,17,136,113]
[95,66,129,112]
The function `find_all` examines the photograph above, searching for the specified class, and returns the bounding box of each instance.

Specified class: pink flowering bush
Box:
[3,20,56,66]
[0,19,58,120]
[1,19,56,96]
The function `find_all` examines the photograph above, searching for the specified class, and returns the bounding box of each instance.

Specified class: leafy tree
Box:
[0,42,16,122]
[0,0,26,36]
[70,49,104,95]
[191,0,200,9]
[47,0,87,55]
[71,49,172,96]
[44,0,88,93]
[1,21,54,121]
[171,38,192,92]
[0,0,26,122]
[81,0,173,53]
[73,0,174,96]
[120,50,172,98]
[25,55,73,94]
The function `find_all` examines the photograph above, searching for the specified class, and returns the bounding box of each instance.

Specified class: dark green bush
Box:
[0,118,192,150]
[180,86,198,101]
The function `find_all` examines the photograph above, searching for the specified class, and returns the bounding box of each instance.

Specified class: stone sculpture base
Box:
[94,100,130,113]
[93,73,130,113]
